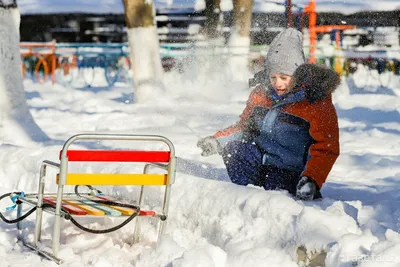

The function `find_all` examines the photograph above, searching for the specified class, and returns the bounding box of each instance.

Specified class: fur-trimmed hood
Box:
[293,63,341,103]
[249,63,341,103]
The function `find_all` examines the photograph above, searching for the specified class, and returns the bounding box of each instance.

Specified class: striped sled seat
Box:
[16,134,176,264]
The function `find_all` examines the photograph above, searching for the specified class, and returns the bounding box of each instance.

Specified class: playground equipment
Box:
[20,41,57,84]
[0,133,176,264]
[19,42,195,86]
[303,0,356,64]
[19,41,269,87]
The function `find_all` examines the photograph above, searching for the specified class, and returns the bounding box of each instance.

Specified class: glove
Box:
[197,136,221,156]
[296,176,317,201]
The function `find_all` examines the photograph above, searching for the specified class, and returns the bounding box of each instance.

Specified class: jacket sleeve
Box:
[213,86,266,147]
[301,96,340,189]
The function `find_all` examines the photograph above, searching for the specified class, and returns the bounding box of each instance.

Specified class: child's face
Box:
[270,73,293,95]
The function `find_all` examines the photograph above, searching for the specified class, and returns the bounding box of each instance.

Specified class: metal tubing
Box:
[144,162,168,171]
[16,198,68,217]
[18,197,46,207]
[159,184,171,241]
[16,203,22,231]
[52,156,68,257]
[43,134,175,255]
[60,134,176,160]
[159,156,176,241]
[138,158,176,243]
[51,41,56,84]
[167,156,177,185]
[34,164,47,245]
[133,184,145,243]
[286,0,293,28]
[32,160,61,256]
[133,162,159,243]
[23,241,64,265]
[52,189,63,257]
[42,160,60,169]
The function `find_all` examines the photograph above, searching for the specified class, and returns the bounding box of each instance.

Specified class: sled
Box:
[11,133,176,264]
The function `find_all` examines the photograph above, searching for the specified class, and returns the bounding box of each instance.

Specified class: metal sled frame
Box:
[16,134,176,264]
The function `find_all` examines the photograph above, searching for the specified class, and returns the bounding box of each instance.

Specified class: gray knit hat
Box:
[265,28,305,76]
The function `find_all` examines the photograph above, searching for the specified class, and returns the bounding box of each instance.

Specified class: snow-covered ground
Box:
[17,0,400,15]
[0,56,399,266]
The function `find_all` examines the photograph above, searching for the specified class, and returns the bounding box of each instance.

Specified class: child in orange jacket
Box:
[198,28,340,200]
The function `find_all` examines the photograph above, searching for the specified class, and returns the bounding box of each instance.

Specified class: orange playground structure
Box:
[303,0,356,63]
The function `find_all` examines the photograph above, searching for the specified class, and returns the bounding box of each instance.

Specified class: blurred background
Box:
[18,0,399,46]
[14,0,400,89]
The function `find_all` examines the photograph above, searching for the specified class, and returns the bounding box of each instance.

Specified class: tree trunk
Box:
[203,0,222,39]
[232,0,253,38]
[0,3,49,145]
[227,0,254,82]
[122,0,164,103]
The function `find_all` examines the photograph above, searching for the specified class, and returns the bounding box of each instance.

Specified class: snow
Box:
[0,56,399,266]
[1,3,400,267]
[17,0,400,15]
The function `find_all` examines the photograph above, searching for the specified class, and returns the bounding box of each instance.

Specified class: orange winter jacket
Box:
[213,64,340,188]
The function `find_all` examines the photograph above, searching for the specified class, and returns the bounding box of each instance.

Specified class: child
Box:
[197,28,340,200]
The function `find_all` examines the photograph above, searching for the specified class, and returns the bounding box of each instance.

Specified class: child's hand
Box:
[296,176,317,200]
[197,136,221,156]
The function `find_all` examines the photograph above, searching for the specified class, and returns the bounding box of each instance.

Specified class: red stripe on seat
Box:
[43,197,87,215]
[60,150,170,162]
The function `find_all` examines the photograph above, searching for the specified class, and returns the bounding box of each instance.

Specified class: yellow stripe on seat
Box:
[87,196,136,216]
[57,173,169,186]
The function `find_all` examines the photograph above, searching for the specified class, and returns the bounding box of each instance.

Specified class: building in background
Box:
[19,1,400,47]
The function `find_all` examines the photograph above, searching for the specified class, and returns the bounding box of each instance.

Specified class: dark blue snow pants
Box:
[222,140,302,195]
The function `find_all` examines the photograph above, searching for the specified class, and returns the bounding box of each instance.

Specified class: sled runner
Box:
[0,134,176,264]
